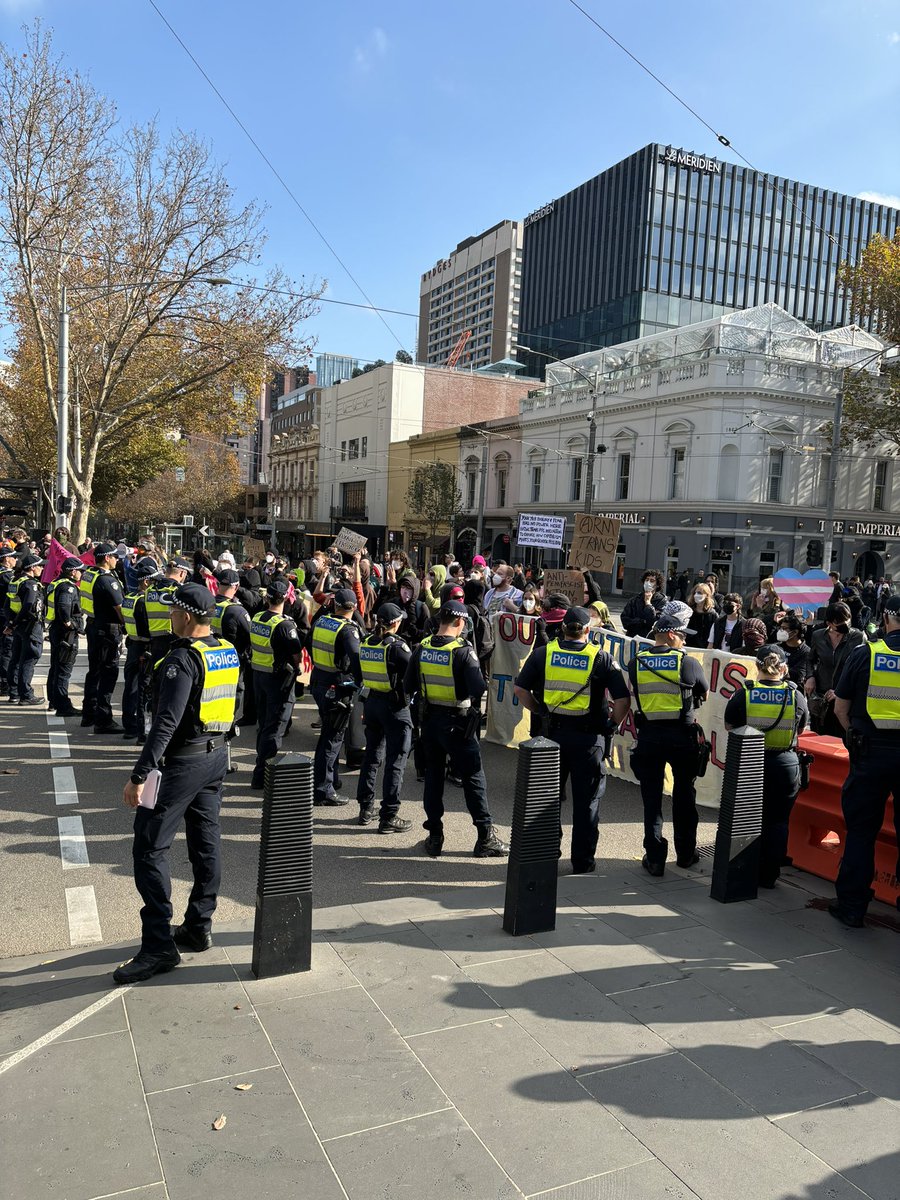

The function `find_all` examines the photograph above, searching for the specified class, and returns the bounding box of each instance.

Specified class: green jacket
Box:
[422,563,447,613]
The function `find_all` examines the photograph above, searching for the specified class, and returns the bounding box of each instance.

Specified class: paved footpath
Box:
[2,858,898,1200]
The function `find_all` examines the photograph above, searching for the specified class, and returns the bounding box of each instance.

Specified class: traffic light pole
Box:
[56,284,69,520]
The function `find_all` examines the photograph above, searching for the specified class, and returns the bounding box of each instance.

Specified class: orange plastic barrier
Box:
[787,732,899,907]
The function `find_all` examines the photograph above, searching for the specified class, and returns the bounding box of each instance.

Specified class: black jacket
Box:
[622,589,665,638]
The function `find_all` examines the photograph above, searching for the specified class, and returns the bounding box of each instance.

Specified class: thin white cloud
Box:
[888,31,900,45]
[353,27,389,73]
[857,191,900,209]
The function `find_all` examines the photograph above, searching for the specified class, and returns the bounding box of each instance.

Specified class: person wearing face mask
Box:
[740,618,768,655]
[805,601,864,736]
[622,571,666,638]
[749,576,783,636]
[422,563,447,614]
[686,582,717,649]
[518,585,540,618]
[375,569,430,646]
[774,612,812,686]
[708,593,746,652]
[483,563,523,616]
[725,644,808,888]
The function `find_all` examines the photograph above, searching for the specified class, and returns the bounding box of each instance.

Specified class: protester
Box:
[685,582,717,649]
[621,570,666,638]
[806,601,865,736]
[748,576,783,635]
[483,563,523,615]
[774,611,813,686]
[708,593,746,652]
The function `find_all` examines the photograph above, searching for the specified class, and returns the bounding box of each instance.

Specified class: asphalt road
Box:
[0,654,718,959]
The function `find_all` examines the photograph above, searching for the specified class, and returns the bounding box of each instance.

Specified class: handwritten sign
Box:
[542,569,585,604]
[516,512,567,550]
[568,513,621,573]
[334,527,367,556]
[242,537,267,562]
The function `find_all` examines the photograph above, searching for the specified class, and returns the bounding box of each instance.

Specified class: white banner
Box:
[516,512,567,550]
[485,619,760,808]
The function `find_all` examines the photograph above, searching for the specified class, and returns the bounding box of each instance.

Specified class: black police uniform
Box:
[121,588,152,737]
[0,564,15,695]
[128,634,236,958]
[516,638,629,871]
[215,594,252,718]
[404,635,499,850]
[9,574,45,703]
[83,568,125,730]
[832,630,900,921]
[47,575,82,714]
[724,679,809,887]
[251,611,303,789]
[352,631,412,824]
[627,646,709,871]
[311,620,361,803]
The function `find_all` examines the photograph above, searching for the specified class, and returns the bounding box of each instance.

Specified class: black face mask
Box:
[723,602,737,615]
[833,622,849,634]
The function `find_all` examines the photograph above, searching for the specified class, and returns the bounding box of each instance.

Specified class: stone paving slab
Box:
[775,1007,900,1100]
[775,1095,900,1200]
[528,1158,701,1200]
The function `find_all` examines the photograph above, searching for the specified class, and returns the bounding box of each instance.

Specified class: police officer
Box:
[6,552,45,705]
[724,644,808,888]
[212,568,252,717]
[628,612,709,877]
[0,545,17,696]
[514,605,631,873]
[79,542,126,733]
[830,594,900,926]
[115,583,240,983]
[353,602,413,833]
[46,556,84,716]
[405,600,509,858]
[249,579,303,789]
[144,557,190,667]
[121,558,162,740]
[309,588,361,804]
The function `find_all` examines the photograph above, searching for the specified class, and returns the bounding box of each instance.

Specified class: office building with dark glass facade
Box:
[517,143,899,377]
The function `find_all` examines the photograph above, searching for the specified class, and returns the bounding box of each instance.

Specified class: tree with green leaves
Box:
[405,461,462,541]
[395,349,413,364]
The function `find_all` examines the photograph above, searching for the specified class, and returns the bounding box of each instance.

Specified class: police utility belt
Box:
[163,734,226,764]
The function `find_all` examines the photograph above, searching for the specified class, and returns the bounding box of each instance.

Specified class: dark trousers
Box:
[356,692,412,818]
[11,626,43,701]
[312,678,347,801]
[0,629,12,691]
[48,624,77,709]
[548,724,607,869]
[131,745,227,955]
[253,671,294,786]
[421,712,492,833]
[760,750,801,886]
[121,639,147,735]
[83,622,122,725]
[345,694,365,762]
[836,745,900,917]
[635,730,699,866]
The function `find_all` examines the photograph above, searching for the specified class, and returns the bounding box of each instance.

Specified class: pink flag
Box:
[286,581,296,605]
[41,538,69,584]
[80,549,96,568]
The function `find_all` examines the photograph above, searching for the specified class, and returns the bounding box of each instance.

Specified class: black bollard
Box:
[710,725,765,903]
[251,752,314,978]
[503,736,561,936]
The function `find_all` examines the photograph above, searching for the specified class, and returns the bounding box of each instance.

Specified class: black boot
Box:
[358,804,375,825]
[172,924,213,952]
[422,831,444,857]
[378,815,412,834]
[474,826,509,857]
[112,948,181,983]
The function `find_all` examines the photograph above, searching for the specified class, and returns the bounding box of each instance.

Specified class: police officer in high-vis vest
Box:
[309,588,361,804]
[212,567,252,719]
[144,557,190,667]
[353,602,413,833]
[725,643,808,888]
[0,545,18,696]
[79,542,126,733]
[515,605,630,873]
[121,558,162,740]
[830,593,900,927]
[250,579,303,790]
[46,556,84,717]
[116,583,240,984]
[628,612,709,877]
[6,552,45,705]
[405,600,508,858]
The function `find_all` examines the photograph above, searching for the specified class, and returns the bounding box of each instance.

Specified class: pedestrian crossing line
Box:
[64,884,103,945]
[48,728,71,759]
[57,814,90,869]
[46,714,65,726]
[0,986,129,1077]
[53,765,79,805]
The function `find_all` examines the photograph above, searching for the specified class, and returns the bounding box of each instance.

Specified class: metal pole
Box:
[821,386,844,574]
[582,408,597,516]
[56,284,69,520]
[73,374,82,474]
[475,433,488,556]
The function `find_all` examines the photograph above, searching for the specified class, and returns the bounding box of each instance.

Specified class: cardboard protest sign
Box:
[242,537,267,562]
[568,513,621,573]
[542,569,585,604]
[334,526,367,555]
[516,512,567,550]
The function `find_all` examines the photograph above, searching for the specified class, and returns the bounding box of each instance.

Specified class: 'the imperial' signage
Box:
[817,519,900,538]
[660,145,722,175]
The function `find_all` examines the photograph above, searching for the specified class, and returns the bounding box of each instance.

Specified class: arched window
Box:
[718,443,739,501]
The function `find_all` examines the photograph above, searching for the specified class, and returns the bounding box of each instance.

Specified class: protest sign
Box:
[516,512,567,550]
[485,613,538,747]
[771,568,833,617]
[242,537,267,562]
[568,513,621,573]
[334,526,367,555]
[542,569,585,603]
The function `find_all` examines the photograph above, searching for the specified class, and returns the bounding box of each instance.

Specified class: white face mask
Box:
[693,592,705,604]
[492,573,503,587]
[391,560,402,570]
[643,582,654,593]
[522,598,536,611]
[776,629,790,642]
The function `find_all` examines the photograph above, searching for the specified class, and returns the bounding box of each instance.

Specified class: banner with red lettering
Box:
[484,617,759,808]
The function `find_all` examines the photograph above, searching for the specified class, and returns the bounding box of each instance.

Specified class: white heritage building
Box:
[459,304,892,595]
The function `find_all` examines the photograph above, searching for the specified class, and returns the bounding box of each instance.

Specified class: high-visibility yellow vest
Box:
[78,567,103,617]
[634,647,684,720]
[249,611,289,673]
[211,597,234,637]
[311,616,348,674]
[745,681,797,750]
[144,581,178,635]
[419,636,466,707]
[186,639,240,732]
[544,641,601,715]
[46,578,76,625]
[865,641,900,730]
[122,591,146,640]
[7,575,26,615]
[359,634,393,692]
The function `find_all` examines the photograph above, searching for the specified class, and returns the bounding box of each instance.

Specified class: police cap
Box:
[215,568,240,586]
[19,553,44,569]
[376,602,403,624]
[882,595,900,617]
[266,579,290,600]
[333,587,357,609]
[93,542,117,558]
[160,582,216,619]
[440,600,468,622]
[134,558,162,580]
[654,614,688,634]
[61,556,84,573]
[756,643,788,664]
[166,556,191,572]
[0,545,17,560]
[563,605,591,629]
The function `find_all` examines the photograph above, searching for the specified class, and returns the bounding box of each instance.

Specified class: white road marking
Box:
[46,714,65,727]
[65,885,102,945]
[0,987,129,1076]
[48,729,71,759]
[57,814,90,869]
[53,765,78,805]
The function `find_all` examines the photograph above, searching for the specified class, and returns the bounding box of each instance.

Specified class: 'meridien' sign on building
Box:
[660,146,722,174]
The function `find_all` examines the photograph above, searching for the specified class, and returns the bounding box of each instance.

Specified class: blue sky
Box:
[1,0,898,365]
